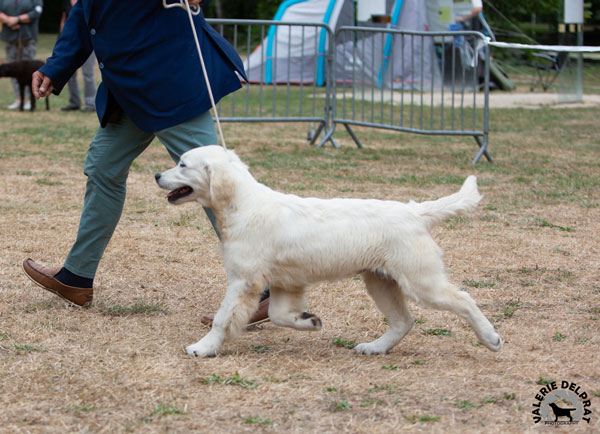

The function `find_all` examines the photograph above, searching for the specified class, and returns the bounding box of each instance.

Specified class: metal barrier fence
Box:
[329,27,491,164]
[207,19,491,164]
[207,19,335,145]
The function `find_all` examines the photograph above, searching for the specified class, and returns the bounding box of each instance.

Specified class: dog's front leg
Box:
[185,278,262,357]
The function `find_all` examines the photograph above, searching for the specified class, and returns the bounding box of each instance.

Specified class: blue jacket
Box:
[40,0,246,132]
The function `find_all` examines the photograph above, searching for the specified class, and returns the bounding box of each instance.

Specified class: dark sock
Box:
[259,287,270,302]
[54,267,93,288]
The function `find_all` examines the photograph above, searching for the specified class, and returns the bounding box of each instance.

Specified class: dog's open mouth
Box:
[167,186,193,202]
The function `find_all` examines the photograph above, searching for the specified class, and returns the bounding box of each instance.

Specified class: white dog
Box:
[155,145,502,357]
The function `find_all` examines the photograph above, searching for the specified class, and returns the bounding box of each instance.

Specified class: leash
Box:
[163,0,227,149]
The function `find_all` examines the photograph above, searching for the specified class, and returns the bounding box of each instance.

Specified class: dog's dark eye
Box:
[179,162,186,168]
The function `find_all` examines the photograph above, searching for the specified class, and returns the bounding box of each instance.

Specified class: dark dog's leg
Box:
[19,84,25,112]
[45,96,50,111]
[29,85,36,112]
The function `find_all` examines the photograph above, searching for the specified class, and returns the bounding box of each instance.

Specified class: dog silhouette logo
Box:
[532,380,593,425]
[547,401,577,422]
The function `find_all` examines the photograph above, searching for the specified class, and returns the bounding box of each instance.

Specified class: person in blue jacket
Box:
[23,1,270,321]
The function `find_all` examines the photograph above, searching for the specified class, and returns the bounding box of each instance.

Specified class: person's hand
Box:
[188,0,203,6]
[6,15,19,29]
[32,71,54,99]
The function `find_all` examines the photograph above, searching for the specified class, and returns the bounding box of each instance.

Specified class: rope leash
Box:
[163,0,228,149]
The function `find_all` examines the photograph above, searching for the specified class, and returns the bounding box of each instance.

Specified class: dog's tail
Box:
[411,176,482,230]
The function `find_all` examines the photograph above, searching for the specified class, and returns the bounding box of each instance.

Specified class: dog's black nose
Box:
[154,173,161,181]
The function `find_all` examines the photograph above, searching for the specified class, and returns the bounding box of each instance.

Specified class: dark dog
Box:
[548,402,576,422]
[0,60,49,111]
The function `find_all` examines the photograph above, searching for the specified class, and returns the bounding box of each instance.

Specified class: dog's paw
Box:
[481,332,503,352]
[296,312,322,330]
[354,342,387,355]
[184,337,221,357]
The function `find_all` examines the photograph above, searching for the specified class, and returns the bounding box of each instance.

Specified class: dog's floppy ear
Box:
[208,163,236,207]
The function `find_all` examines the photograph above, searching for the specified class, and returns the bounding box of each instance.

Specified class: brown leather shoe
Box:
[22,258,93,307]
[248,297,270,326]
[200,297,270,327]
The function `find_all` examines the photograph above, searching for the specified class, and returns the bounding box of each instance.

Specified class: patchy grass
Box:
[198,372,258,389]
[332,337,356,349]
[244,416,272,426]
[1,38,599,432]
[553,333,568,342]
[404,414,441,424]
[95,302,170,317]
[424,328,452,336]
[455,400,478,409]
[535,218,575,232]
[329,401,352,412]
[152,404,187,416]
[13,344,40,352]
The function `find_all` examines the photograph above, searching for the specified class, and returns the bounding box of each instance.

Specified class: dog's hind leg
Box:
[421,283,501,351]
[355,271,414,355]
[185,278,264,357]
[268,286,322,331]
[404,256,503,352]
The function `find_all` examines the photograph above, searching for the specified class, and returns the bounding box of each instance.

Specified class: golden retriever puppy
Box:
[155,145,502,357]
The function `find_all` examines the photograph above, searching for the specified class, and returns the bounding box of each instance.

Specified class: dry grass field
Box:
[1,37,599,433]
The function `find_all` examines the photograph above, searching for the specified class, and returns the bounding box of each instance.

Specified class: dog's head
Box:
[155,145,244,208]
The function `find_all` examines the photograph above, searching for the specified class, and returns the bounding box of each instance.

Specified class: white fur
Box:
[156,145,502,357]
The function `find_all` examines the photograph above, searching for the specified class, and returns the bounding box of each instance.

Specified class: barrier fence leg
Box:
[308,122,325,145]
[344,123,363,149]
[473,135,493,164]
[317,123,339,148]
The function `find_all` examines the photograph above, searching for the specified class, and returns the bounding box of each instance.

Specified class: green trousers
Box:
[64,111,218,278]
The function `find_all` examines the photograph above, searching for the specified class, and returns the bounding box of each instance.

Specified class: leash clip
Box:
[162,0,201,16]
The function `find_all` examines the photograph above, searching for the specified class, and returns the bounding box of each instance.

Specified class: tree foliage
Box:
[203,0,281,19]
[37,0,600,40]
[484,0,600,24]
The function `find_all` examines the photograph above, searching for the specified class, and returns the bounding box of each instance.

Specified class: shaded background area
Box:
[38,1,600,45]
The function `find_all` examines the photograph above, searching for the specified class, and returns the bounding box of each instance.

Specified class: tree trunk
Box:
[214,0,223,18]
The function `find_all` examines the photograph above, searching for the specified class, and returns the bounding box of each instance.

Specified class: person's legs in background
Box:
[5,41,20,109]
[6,39,36,110]
[62,53,96,112]
[22,40,37,110]
[62,72,82,111]
[81,53,96,112]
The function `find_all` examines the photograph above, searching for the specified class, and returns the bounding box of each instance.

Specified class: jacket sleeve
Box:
[38,1,93,94]
[163,0,213,6]
[25,0,43,20]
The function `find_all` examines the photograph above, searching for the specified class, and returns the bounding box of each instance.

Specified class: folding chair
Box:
[530,51,569,91]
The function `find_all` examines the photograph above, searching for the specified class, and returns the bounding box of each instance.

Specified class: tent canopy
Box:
[244,0,440,88]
